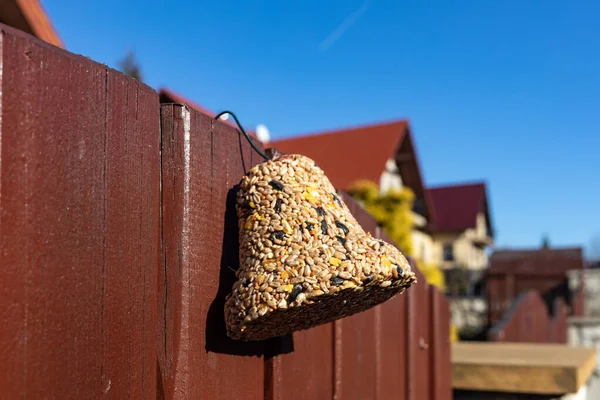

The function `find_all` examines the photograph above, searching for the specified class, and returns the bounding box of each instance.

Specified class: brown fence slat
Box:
[266,324,334,400]
[104,67,160,399]
[333,193,379,399]
[408,266,430,400]
[375,228,408,400]
[430,286,452,400]
[0,25,159,398]
[159,106,264,399]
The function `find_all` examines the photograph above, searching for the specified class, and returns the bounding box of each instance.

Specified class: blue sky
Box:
[45,0,600,256]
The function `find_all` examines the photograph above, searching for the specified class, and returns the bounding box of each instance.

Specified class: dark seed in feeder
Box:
[271,231,285,241]
[306,223,314,232]
[274,198,282,213]
[396,266,404,278]
[335,220,349,235]
[321,220,328,235]
[336,235,346,246]
[316,207,326,217]
[287,284,303,303]
[379,241,385,247]
[243,278,251,286]
[363,275,374,285]
[269,180,284,191]
[330,276,345,286]
[332,193,342,206]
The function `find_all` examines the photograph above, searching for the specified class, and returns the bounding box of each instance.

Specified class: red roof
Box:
[2,0,64,48]
[428,182,493,235]
[270,120,408,190]
[489,247,584,275]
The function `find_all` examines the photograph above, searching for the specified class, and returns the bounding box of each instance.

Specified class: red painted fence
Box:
[0,25,451,399]
[488,290,568,343]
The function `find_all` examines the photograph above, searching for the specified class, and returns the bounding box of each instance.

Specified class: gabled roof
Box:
[270,120,433,220]
[489,247,584,275]
[0,0,63,48]
[270,120,408,190]
[158,87,258,139]
[428,182,494,236]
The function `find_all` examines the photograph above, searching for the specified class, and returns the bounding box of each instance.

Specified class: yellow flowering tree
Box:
[347,180,458,342]
[347,180,414,255]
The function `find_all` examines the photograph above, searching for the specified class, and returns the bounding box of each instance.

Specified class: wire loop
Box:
[214,111,271,161]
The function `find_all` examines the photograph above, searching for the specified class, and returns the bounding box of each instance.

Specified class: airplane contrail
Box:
[319,1,373,52]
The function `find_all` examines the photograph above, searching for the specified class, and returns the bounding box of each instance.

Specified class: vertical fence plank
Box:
[159,106,264,399]
[267,325,334,400]
[416,272,432,400]
[104,68,160,399]
[374,229,408,400]
[332,194,379,399]
[430,287,452,400]
[0,26,159,398]
[407,266,430,400]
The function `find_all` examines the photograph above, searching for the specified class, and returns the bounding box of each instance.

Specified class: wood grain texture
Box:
[430,287,452,400]
[374,228,408,400]
[452,342,596,395]
[0,24,159,398]
[333,193,379,400]
[266,324,334,400]
[159,106,264,399]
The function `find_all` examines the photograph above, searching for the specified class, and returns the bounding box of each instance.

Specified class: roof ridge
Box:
[271,118,409,143]
[493,246,583,252]
[428,181,487,191]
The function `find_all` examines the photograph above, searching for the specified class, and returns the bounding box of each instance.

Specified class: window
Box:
[443,243,454,261]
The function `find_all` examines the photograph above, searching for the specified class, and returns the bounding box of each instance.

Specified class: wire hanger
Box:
[214,111,271,161]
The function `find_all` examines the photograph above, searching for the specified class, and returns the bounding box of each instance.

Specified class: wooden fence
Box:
[0,25,451,399]
[488,290,568,343]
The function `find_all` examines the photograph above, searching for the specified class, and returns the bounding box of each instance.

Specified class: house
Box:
[0,0,63,48]
[487,246,585,326]
[428,182,494,271]
[270,119,437,264]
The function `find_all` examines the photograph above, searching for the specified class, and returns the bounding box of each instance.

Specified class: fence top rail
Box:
[452,342,596,395]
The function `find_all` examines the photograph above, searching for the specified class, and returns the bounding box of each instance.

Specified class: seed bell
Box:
[224,154,417,341]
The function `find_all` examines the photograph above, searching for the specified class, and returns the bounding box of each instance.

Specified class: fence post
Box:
[158,105,265,399]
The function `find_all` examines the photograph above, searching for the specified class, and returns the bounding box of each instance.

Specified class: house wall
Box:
[568,317,600,400]
[413,229,434,264]
[431,212,490,270]
[379,158,402,193]
[567,269,600,317]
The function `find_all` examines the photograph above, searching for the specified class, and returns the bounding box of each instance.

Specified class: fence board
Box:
[375,229,408,400]
[430,287,452,400]
[0,25,159,398]
[334,194,379,399]
[159,106,264,399]
[412,267,431,400]
[266,324,334,400]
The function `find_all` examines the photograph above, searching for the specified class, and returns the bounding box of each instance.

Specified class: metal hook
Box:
[214,111,271,161]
